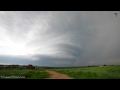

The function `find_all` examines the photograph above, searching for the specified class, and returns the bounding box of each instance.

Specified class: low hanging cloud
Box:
[0,11,120,66]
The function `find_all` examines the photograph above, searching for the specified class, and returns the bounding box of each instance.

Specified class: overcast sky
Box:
[0,11,120,66]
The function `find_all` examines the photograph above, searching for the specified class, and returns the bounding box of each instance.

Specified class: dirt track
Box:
[45,70,73,79]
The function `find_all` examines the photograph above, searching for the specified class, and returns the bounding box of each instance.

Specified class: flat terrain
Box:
[46,70,73,79]
[0,68,50,79]
[1,65,120,79]
[50,65,120,79]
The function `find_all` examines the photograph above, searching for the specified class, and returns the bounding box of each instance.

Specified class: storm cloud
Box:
[0,11,120,66]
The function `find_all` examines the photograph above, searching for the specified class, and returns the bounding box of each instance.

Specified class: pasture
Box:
[1,65,120,79]
[0,68,50,79]
[50,65,120,79]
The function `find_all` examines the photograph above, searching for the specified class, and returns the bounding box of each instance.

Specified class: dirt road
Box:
[46,70,73,79]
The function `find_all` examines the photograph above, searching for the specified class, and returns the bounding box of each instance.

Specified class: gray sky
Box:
[0,11,120,66]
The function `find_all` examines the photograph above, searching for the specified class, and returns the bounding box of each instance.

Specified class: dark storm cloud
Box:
[30,54,76,67]
[0,11,120,66]
[0,55,33,65]
[52,43,82,58]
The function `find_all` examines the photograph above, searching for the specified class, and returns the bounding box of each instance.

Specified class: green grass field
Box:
[0,68,50,79]
[1,65,120,79]
[50,65,120,79]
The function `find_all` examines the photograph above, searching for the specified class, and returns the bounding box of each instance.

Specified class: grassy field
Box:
[50,65,120,79]
[0,68,50,79]
[1,65,120,79]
